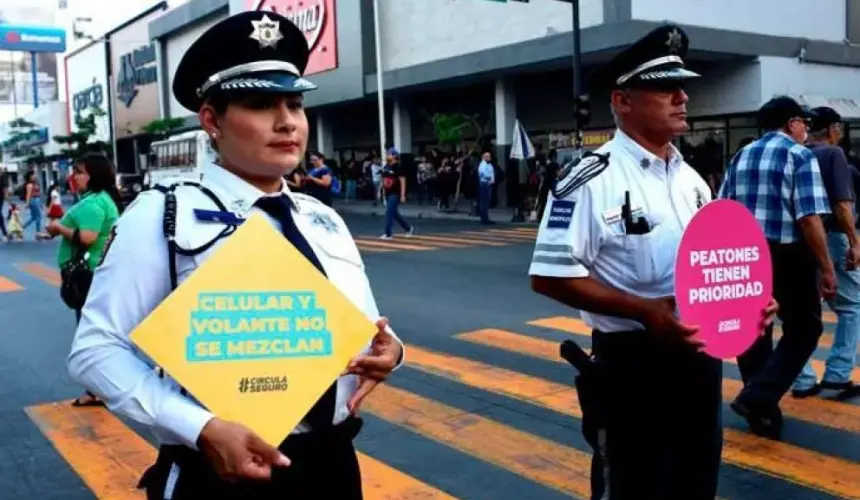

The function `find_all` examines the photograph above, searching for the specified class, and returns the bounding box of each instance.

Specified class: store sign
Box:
[0,24,66,53]
[72,80,104,117]
[2,128,49,151]
[116,44,158,108]
[247,0,338,75]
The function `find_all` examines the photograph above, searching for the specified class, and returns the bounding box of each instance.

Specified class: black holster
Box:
[560,340,606,453]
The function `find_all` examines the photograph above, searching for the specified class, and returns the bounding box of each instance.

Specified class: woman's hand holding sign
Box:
[344,317,402,415]
[198,418,291,482]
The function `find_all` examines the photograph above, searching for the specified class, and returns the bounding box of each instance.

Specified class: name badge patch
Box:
[547,200,575,229]
[194,209,246,225]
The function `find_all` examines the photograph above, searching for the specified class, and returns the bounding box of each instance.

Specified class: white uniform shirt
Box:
[529,129,712,333]
[68,162,404,450]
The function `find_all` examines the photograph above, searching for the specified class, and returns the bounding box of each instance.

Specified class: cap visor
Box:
[219,71,318,95]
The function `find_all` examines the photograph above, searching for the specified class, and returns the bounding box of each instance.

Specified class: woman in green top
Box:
[45,153,122,407]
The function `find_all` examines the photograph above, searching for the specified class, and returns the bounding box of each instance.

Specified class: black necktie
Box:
[255,195,337,430]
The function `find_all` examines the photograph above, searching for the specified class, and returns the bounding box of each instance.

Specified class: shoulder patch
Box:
[547,200,575,229]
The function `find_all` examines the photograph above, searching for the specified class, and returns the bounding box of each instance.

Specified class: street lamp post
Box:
[570,0,589,152]
[372,0,386,160]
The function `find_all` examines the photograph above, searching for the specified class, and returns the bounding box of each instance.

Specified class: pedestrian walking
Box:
[529,25,777,500]
[21,172,48,240]
[379,147,414,240]
[67,11,404,500]
[719,96,835,439]
[788,106,860,400]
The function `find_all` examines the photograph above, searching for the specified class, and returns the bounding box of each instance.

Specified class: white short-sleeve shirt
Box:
[529,129,712,333]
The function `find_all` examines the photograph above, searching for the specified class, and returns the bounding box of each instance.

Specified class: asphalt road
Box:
[0,214,858,500]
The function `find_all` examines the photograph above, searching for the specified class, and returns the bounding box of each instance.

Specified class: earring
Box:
[211,132,218,139]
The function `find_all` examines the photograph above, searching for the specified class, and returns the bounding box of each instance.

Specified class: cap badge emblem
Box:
[666,28,683,54]
[250,14,283,49]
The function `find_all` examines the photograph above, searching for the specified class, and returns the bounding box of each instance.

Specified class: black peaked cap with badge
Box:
[173,10,318,113]
[590,24,700,90]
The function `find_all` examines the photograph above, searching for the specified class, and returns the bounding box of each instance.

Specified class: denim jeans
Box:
[794,232,860,390]
[345,180,357,200]
[384,194,411,237]
[22,197,43,233]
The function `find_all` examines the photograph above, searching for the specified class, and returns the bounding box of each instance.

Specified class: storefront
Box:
[108,1,168,173]
[64,39,111,145]
[0,101,69,188]
[144,0,860,205]
[149,0,230,128]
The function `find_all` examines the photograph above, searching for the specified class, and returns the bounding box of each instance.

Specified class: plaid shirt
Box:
[719,131,831,243]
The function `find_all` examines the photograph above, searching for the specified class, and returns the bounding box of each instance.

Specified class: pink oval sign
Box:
[675,199,773,359]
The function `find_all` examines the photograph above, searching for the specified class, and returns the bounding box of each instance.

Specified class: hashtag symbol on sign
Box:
[238,378,250,393]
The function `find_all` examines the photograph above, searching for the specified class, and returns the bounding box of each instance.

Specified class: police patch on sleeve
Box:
[547,200,575,229]
[97,226,117,268]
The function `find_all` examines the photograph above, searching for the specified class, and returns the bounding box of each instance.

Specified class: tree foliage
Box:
[52,106,110,161]
[428,112,491,155]
[3,117,45,165]
[142,117,186,137]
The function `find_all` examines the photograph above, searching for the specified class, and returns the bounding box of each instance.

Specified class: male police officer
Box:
[530,25,776,499]
[68,11,403,500]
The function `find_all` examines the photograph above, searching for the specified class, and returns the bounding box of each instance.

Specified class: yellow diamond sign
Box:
[129,212,378,446]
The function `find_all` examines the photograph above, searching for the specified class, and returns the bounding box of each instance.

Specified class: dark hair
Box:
[79,153,123,213]
[309,151,324,161]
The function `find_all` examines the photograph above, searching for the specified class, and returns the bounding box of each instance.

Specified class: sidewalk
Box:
[332,199,538,225]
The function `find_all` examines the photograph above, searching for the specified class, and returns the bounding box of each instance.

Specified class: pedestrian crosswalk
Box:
[353,227,537,253]
[21,308,860,499]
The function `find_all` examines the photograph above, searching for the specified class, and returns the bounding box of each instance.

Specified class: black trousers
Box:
[588,330,723,500]
[735,241,823,410]
[141,418,363,500]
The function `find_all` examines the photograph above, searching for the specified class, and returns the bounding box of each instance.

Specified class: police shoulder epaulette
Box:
[552,151,611,199]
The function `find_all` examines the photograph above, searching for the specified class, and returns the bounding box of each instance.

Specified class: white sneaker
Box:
[405,227,414,237]
[379,235,393,240]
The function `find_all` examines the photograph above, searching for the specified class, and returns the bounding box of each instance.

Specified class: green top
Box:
[57,191,120,269]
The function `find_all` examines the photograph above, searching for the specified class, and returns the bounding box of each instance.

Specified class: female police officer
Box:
[67,11,403,500]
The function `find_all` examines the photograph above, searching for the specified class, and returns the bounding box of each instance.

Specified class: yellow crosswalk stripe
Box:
[456,328,860,435]
[404,344,860,500]
[391,236,473,248]
[459,231,534,242]
[353,238,438,251]
[530,317,860,381]
[16,262,61,286]
[482,229,537,239]
[407,234,504,247]
[25,400,454,500]
[364,385,593,498]
[355,243,397,253]
[0,275,23,293]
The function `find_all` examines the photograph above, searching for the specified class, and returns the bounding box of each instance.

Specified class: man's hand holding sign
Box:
[675,199,778,358]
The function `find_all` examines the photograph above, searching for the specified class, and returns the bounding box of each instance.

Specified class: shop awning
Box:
[789,95,860,120]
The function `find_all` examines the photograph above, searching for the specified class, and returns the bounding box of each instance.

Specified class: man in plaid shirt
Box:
[719,96,835,440]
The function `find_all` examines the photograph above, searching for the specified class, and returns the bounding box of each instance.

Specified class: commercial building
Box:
[145,0,860,205]
[0,101,70,187]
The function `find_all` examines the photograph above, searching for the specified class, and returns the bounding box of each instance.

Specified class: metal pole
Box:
[30,52,39,109]
[571,0,583,151]
[109,74,119,167]
[10,52,18,119]
[372,0,386,160]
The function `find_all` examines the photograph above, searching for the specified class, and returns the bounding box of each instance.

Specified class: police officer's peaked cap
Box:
[172,10,318,112]
[590,24,700,90]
